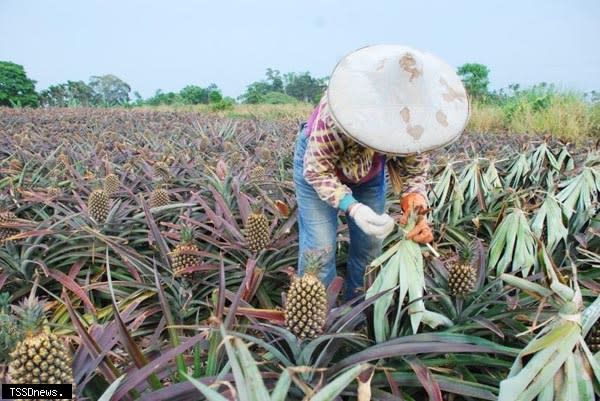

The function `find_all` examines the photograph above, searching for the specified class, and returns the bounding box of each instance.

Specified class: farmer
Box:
[293,45,469,301]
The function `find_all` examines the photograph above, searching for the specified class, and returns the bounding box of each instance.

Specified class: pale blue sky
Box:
[1,0,599,99]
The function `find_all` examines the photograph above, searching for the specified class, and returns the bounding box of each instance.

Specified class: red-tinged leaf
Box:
[473,316,505,339]
[111,300,162,390]
[112,332,208,401]
[0,273,8,289]
[384,369,401,397]
[216,159,228,180]
[404,356,442,401]
[63,295,120,386]
[274,200,290,217]
[3,229,54,241]
[240,259,263,301]
[46,269,96,314]
[68,261,86,279]
[228,307,285,325]
[326,276,344,311]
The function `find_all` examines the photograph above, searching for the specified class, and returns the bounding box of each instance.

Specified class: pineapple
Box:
[284,252,327,339]
[0,211,19,244]
[103,173,120,196]
[149,187,170,208]
[153,161,170,182]
[585,321,600,353]
[8,296,75,391]
[87,189,109,223]
[249,165,265,181]
[447,242,477,297]
[171,227,201,277]
[244,208,269,253]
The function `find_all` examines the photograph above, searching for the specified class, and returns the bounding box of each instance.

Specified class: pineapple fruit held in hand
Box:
[171,227,201,277]
[448,242,477,297]
[8,296,75,390]
[285,252,327,340]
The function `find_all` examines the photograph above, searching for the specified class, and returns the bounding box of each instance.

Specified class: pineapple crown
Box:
[457,240,475,263]
[12,296,48,335]
[302,250,324,277]
[180,226,195,244]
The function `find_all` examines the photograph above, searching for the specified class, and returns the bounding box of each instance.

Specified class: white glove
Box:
[348,203,395,240]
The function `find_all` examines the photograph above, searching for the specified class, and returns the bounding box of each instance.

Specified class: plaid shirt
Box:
[304,93,430,210]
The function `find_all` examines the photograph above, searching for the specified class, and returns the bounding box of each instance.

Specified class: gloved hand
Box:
[399,193,429,225]
[406,215,434,244]
[349,203,395,240]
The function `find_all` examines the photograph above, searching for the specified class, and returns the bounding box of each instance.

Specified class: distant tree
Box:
[0,61,39,107]
[283,72,327,103]
[145,89,181,106]
[40,80,96,107]
[457,63,490,100]
[180,85,209,104]
[238,81,270,104]
[266,68,284,92]
[89,74,131,106]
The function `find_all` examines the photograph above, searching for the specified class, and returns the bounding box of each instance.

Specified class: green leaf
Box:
[310,364,364,401]
[180,372,229,401]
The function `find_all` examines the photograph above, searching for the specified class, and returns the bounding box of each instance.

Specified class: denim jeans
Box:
[293,124,386,302]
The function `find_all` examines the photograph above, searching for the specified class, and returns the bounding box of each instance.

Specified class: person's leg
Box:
[345,169,387,301]
[293,125,338,287]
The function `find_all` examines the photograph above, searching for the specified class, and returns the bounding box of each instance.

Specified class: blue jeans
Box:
[293,124,386,302]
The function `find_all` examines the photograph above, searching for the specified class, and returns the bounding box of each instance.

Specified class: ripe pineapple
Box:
[285,253,327,339]
[103,173,120,196]
[447,243,477,297]
[149,187,170,208]
[249,165,265,181]
[153,161,170,182]
[8,296,75,390]
[88,189,109,223]
[585,321,600,353]
[244,209,269,253]
[0,211,19,244]
[171,227,201,277]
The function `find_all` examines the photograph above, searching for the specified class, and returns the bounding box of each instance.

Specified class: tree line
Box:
[2,60,597,110]
[0,61,329,109]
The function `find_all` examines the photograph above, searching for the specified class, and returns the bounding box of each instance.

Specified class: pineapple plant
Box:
[87,189,109,223]
[0,293,21,365]
[284,252,327,339]
[171,227,201,277]
[8,296,75,389]
[0,211,19,244]
[244,207,270,253]
[103,173,120,196]
[152,161,170,182]
[447,242,478,297]
[149,187,170,208]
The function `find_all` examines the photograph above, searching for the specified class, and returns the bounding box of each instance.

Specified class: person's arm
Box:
[302,100,356,212]
[387,153,430,200]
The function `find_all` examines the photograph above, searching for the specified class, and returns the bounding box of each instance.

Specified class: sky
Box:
[1,0,599,100]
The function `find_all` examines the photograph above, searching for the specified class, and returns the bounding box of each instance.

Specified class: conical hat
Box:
[327,44,469,155]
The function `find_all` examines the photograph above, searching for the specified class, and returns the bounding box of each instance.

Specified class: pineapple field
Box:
[0,106,599,401]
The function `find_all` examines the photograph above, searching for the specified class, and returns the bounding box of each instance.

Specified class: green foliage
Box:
[210,96,235,111]
[457,63,490,100]
[89,74,131,106]
[180,85,209,104]
[39,80,95,107]
[239,69,327,104]
[0,61,39,107]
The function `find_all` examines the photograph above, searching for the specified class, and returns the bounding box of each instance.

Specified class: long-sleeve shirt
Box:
[304,92,430,211]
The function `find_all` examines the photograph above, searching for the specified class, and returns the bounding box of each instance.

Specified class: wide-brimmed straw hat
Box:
[327,44,470,155]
